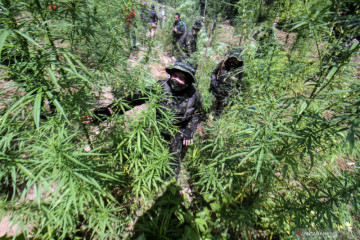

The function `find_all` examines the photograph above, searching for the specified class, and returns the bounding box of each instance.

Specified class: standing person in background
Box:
[172,13,186,58]
[149,4,159,39]
[213,16,217,31]
[273,12,279,28]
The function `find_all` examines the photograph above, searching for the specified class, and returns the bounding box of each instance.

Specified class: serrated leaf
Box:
[0,30,9,61]
[255,147,264,179]
[34,89,43,128]
[1,89,37,127]
[46,67,60,89]
[13,30,43,49]
[326,67,338,80]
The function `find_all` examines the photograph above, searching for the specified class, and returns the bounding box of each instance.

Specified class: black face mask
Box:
[228,61,239,69]
[169,78,188,92]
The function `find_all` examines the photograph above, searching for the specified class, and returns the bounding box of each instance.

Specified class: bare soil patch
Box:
[216,23,239,46]
[276,29,297,51]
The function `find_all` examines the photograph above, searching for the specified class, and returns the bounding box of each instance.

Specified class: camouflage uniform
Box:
[172,19,186,57]
[209,50,244,117]
[149,5,159,38]
[178,20,202,64]
[93,62,204,177]
[149,6,159,24]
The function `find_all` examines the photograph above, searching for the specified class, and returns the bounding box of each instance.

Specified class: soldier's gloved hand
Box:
[210,78,218,89]
[183,129,193,146]
[183,138,193,146]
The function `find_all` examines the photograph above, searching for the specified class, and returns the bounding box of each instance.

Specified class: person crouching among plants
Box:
[83,62,205,179]
[209,49,245,118]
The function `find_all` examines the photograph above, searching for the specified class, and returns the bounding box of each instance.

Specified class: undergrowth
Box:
[0,0,359,239]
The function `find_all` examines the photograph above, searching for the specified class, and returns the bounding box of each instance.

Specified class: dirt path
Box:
[127,47,174,79]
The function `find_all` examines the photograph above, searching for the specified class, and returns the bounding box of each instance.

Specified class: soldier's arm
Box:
[87,82,164,123]
[210,61,222,90]
[174,29,181,38]
[189,36,196,55]
[90,92,147,123]
[183,92,206,145]
[183,34,193,55]
[182,34,191,53]
[176,22,185,37]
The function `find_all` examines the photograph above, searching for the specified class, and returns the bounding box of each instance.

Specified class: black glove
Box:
[210,78,218,90]
[183,128,194,141]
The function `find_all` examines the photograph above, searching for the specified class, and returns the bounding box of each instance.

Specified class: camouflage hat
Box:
[227,48,244,63]
[193,20,202,30]
[165,62,197,84]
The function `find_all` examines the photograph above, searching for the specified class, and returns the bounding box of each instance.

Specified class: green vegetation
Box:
[0,0,359,239]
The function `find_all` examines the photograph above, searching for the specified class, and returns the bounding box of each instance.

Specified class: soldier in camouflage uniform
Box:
[172,13,186,57]
[84,62,204,178]
[209,49,244,118]
[149,4,159,39]
[178,20,202,64]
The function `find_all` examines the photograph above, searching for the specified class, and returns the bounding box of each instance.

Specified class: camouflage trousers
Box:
[211,87,242,118]
[172,40,181,58]
[163,129,188,178]
[212,96,230,118]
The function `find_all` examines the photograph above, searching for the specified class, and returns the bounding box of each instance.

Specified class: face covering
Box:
[228,60,239,69]
[169,78,188,92]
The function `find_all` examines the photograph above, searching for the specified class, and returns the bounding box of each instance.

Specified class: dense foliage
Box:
[0,0,359,239]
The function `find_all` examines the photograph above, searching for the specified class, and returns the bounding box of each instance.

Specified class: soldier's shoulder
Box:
[189,84,201,96]
[179,20,186,27]
[193,85,203,103]
[187,30,194,37]
[157,79,169,86]
[214,60,225,70]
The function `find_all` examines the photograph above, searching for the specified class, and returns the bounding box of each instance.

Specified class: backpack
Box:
[178,20,186,32]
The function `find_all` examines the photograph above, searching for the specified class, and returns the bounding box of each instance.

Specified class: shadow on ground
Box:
[131,183,200,240]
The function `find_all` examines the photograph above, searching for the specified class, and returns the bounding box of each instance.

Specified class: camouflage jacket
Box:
[172,20,186,42]
[209,61,243,98]
[94,79,204,140]
[179,30,198,57]
[149,9,159,23]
